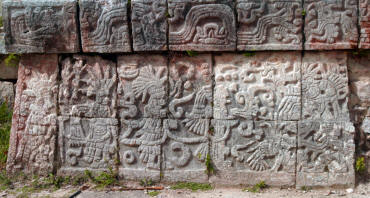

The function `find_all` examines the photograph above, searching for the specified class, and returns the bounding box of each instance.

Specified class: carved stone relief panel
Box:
[297,121,355,187]
[3,0,79,53]
[169,54,213,119]
[80,0,131,53]
[162,119,209,182]
[7,54,58,175]
[209,120,297,186]
[214,53,301,121]
[236,0,303,50]
[302,52,350,121]
[304,0,358,50]
[59,55,117,118]
[168,0,236,51]
[58,117,118,174]
[131,0,168,51]
[360,0,370,48]
[117,55,168,119]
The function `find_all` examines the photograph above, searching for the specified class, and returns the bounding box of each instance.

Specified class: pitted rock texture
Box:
[7,54,58,175]
[360,0,370,48]
[304,0,358,50]
[79,0,131,53]
[131,0,168,51]
[3,0,80,53]
[168,0,236,51]
[0,81,14,108]
[236,0,303,51]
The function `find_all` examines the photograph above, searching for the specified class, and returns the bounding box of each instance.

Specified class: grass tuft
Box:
[242,181,267,193]
[356,156,366,173]
[170,182,213,192]
[147,191,160,197]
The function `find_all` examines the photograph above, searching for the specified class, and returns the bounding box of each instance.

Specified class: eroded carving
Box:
[360,0,370,48]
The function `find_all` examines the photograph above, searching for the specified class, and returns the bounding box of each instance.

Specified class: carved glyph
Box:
[214,53,301,121]
[80,0,131,52]
[59,55,117,118]
[236,0,303,50]
[7,54,58,175]
[360,0,370,48]
[168,0,236,51]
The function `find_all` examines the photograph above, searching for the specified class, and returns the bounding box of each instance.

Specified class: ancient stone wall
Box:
[1,0,370,188]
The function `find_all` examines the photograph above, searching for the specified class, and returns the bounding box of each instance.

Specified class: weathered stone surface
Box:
[297,121,355,187]
[80,0,131,53]
[7,54,58,175]
[0,81,14,108]
[302,52,350,121]
[348,54,370,106]
[162,119,209,182]
[360,0,370,49]
[58,117,118,174]
[117,55,168,119]
[169,54,213,119]
[3,0,79,53]
[168,0,236,51]
[236,0,303,51]
[0,59,18,80]
[131,0,168,51]
[304,0,358,50]
[214,52,301,121]
[209,120,297,186]
[59,55,117,118]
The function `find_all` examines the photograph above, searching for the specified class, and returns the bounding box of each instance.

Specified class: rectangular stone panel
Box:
[214,52,301,121]
[59,55,117,118]
[7,54,58,175]
[79,0,131,53]
[236,0,303,51]
[161,119,209,183]
[360,0,370,48]
[117,54,168,119]
[131,0,168,51]
[302,52,350,121]
[58,117,118,175]
[119,118,162,181]
[297,121,355,187]
[169,54,213,119]
[304,0,358,50]
[3,0,79,53]
[168,0,236,51]
[209,120,297,186]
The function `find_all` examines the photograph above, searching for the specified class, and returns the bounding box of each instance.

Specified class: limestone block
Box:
[79,0,131,53]
[169,54,213,119]
[297,121,355,187]
[117,55,168,119]
[119,118,162,181]
[131,0,168,51]
[214,52,301,121]
[236,0,303,51]
[0,81,14,108]
[209,120,297,186]
[3,0,79,53]
[304,0,358,50]
[302,52,350,121]
[360,0,370,48]
[162,119,209,182]
[168,0,236,51]
[59,55,117,118]
[58,117,118,175]
[7,54,58,175]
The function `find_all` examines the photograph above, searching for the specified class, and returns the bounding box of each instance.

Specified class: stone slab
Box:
[302,52,350,121]
[169,54,213,119]
[214,52,301,121]
[297,121,355,187]
[59,55,117,118]
[58,117,119,175]
[209,120,297,186]
[6,54,58,175]
[79,0,131,53]
[131,0,168,51]
[360,0,370,49]
[304,0,358,50]
[3,0,79,53]
[236,0,303,51]
[0,81,14,108]
[117,54,168,119]
[168,0,236,51]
